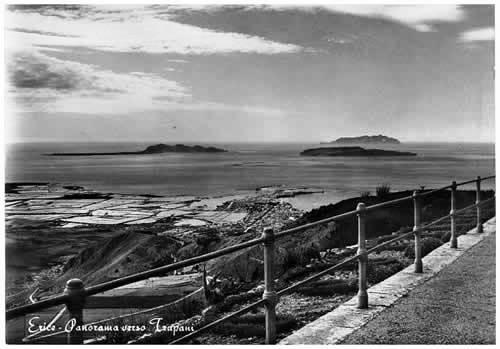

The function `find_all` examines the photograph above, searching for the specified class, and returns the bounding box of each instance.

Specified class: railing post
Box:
[262,227,278,344]
[476,176,483,233]
[64,278,86,344]
[356,203,368,309]
[413,191,423,273]
[450,181,457,248]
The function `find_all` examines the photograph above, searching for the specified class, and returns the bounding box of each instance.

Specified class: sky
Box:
[4,4,495,143]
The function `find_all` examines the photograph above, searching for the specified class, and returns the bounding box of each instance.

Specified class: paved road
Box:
[341,233,495,344]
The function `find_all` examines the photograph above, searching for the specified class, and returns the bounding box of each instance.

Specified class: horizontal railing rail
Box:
[170,195,495,344]
[6,236,266,320]
[6,175,495,345]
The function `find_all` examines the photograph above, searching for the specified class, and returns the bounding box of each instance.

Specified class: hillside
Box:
[324,135,400,144]
[300,147,415,157]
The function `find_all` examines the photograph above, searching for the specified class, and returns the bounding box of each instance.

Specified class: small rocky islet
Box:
[300,146,416,157]
[322,134,401,144]
[48,143,227,156]
[47,140,415,158]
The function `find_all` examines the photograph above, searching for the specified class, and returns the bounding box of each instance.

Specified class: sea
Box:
[6,142,496,211]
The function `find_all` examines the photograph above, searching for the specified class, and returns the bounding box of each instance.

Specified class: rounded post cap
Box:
[356,202,366,211]
[262,227,274,239]
[65,278,84,290]
[413,190,419,197]
[477,175,481,180]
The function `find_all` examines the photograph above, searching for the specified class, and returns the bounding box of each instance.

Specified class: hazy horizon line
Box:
[5,140,496,145]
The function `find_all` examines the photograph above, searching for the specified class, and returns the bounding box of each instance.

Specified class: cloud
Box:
[326,5,464,32]
[9,27,80,38]
[245,4,464,32]
[5,5,302,55]
[167,59,189,64]
[459,27,495,42]
[5,5,305,116]
[161,101,292,116]
[7,51,188,114]
[413,24,433,32]
[10,54,83,90]
[7,51,291,116]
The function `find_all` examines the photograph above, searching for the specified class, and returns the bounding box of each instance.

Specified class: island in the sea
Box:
[49,143,227,156]
[322,135,401,144]
[300,146,416,157]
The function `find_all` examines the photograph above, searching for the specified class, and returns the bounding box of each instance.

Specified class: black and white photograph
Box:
[3,3,496,345]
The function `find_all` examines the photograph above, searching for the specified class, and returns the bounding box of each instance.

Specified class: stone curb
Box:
[279,217,496,345]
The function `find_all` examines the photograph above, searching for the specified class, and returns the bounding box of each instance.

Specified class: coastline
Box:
[6,142,495,205]
[5,182,315,300]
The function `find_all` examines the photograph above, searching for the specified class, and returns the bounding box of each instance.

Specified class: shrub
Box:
[282,244,320,269]
[378,244,407,252]
[427,230,446,240]
[194,228,221,246]
[295,278,357,297]
[440,231,451,243]
[404,237,442,259]
[367,262,405,284]
[360,191,371,198]
[375,184,391,198]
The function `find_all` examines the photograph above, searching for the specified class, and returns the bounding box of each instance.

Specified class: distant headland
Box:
[301,146,416,157]
[322,135,401,144]
[48,143,227,156]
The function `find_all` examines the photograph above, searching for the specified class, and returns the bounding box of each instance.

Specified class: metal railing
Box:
[6,175,495,344]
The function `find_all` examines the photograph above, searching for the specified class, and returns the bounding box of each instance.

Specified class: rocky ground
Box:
[5,182,495,344]
[135,203,495,345]
[6,183,305,301]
